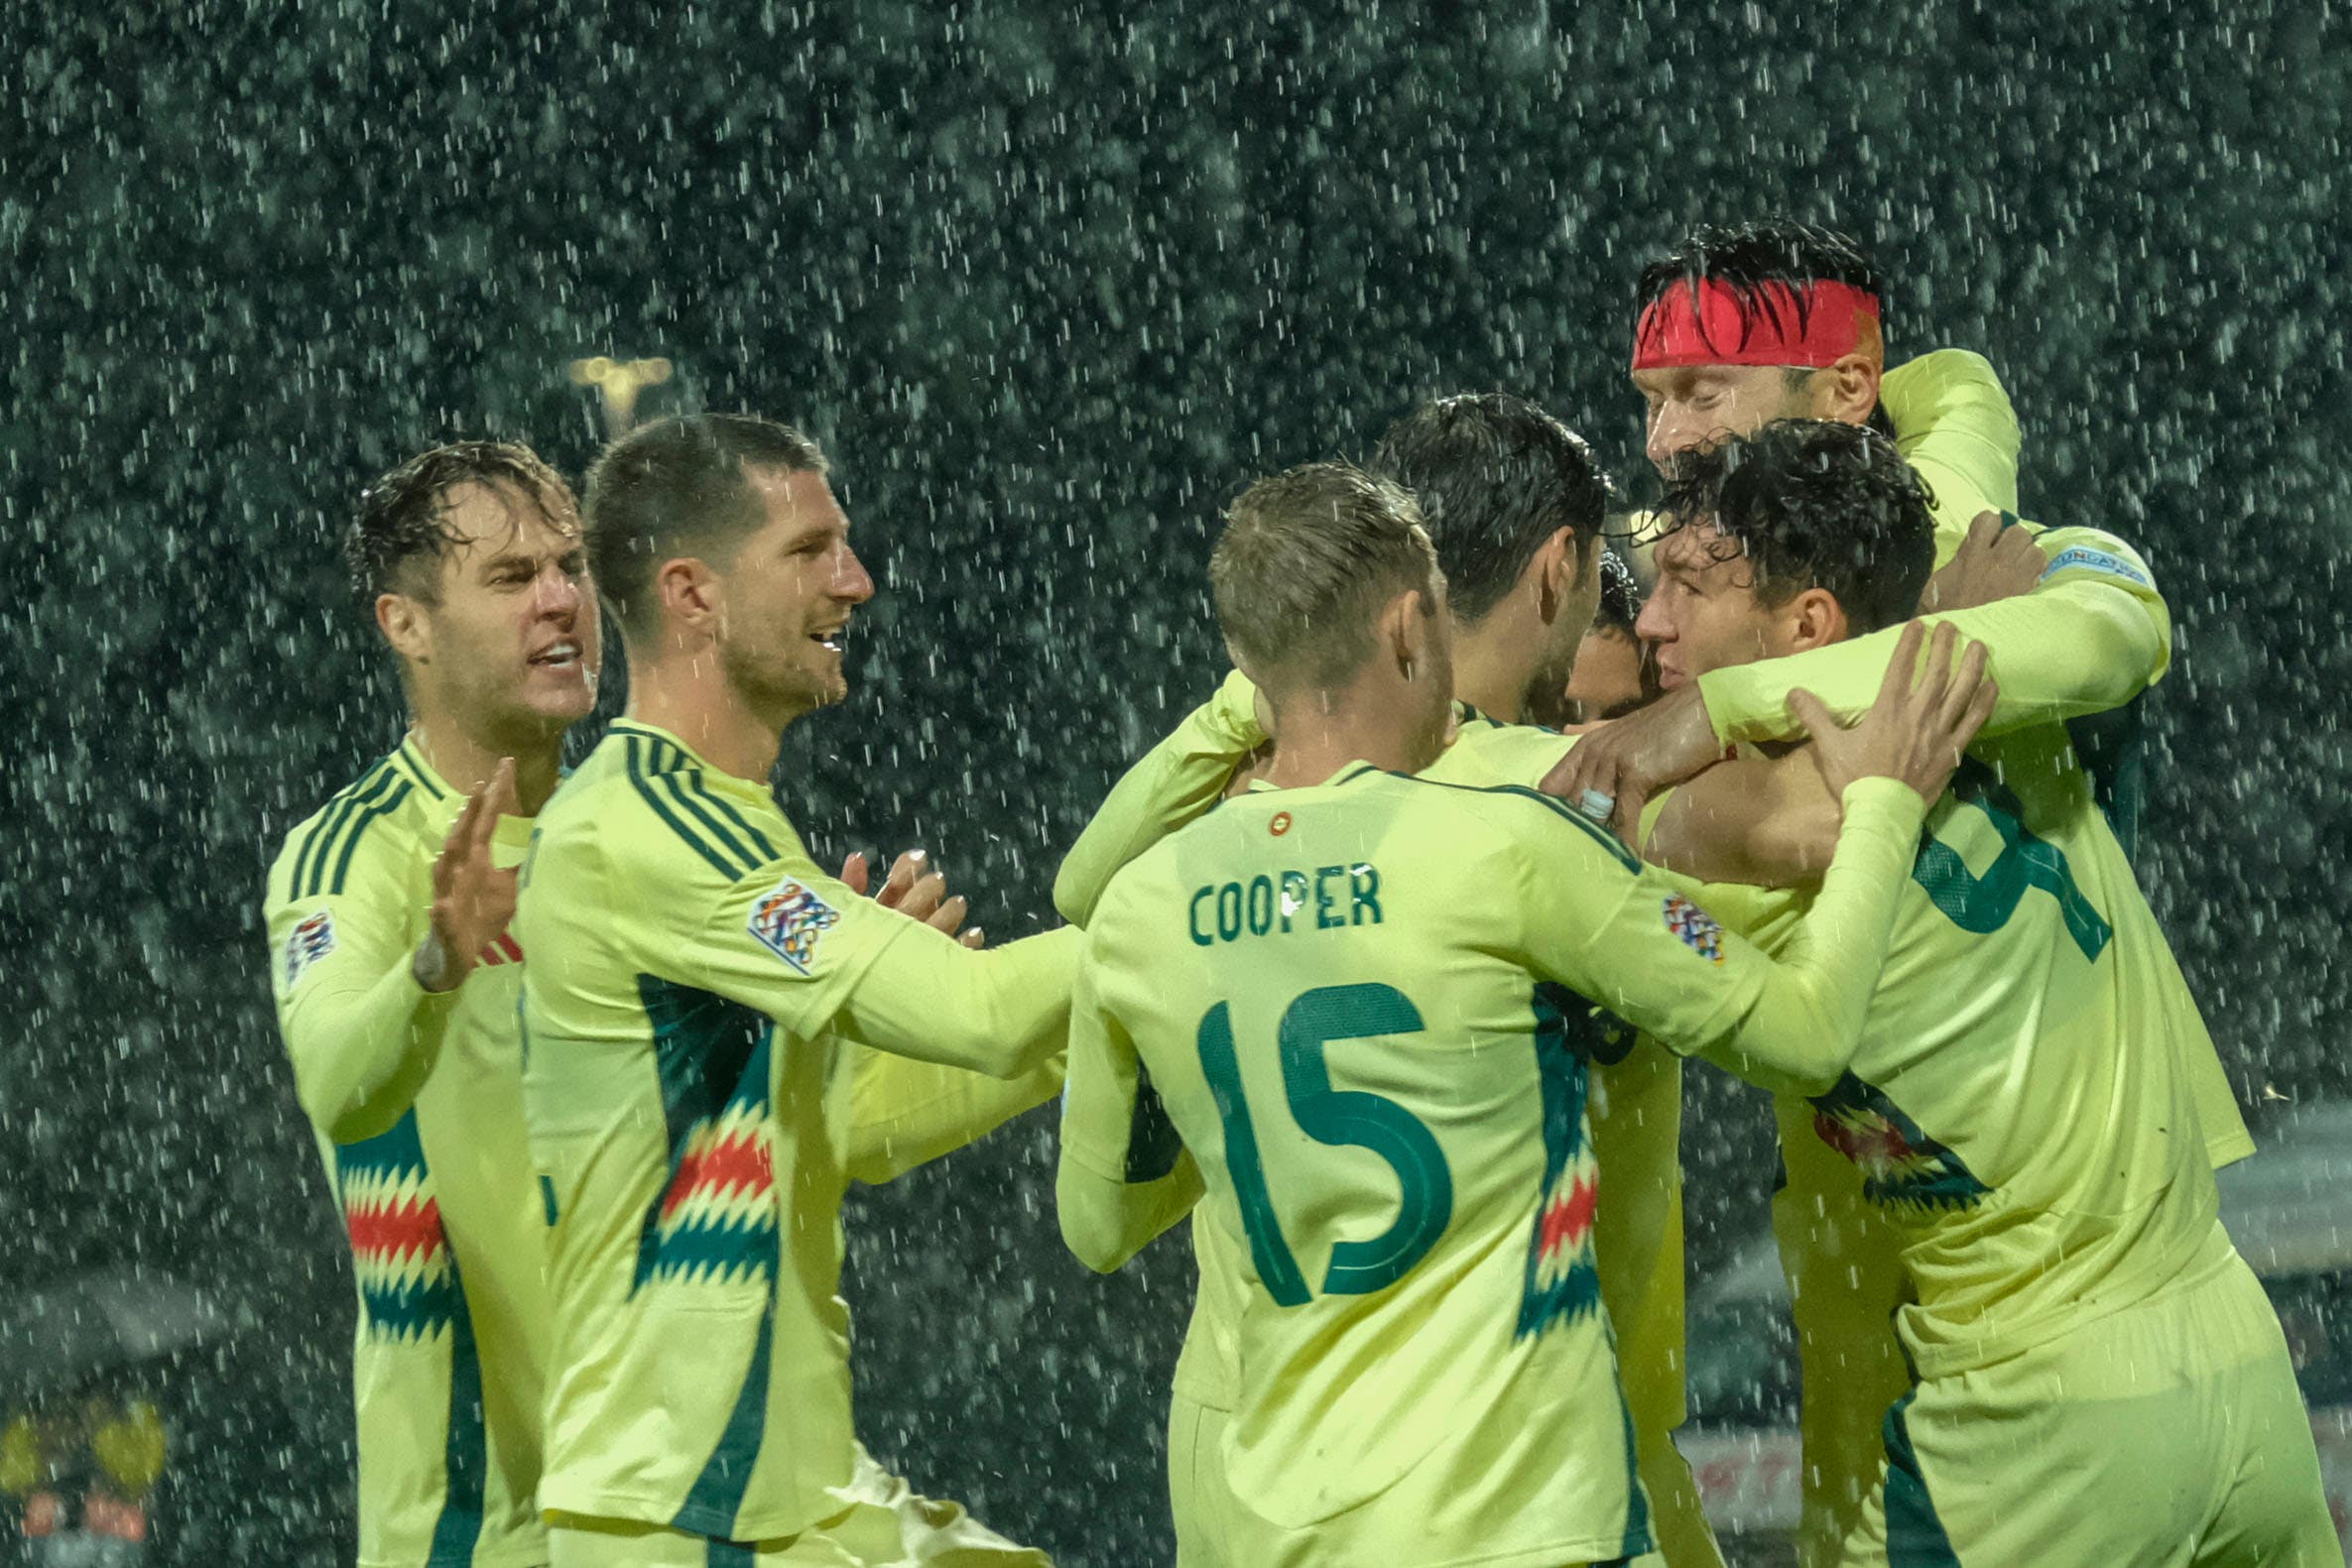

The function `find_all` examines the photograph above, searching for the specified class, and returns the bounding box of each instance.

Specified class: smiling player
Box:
[265,441,597,1568]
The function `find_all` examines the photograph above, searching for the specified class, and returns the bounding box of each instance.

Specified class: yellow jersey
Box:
[515,719,1070,1542]
[1060,761,1930,1565]
[265,739,549,1568]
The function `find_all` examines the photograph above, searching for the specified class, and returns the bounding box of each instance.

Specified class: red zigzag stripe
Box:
[347,1196,445,1263]
[1539,1176,1598,1259]
[662,1132,775,1219]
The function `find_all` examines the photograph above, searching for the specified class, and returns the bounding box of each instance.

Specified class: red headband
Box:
[1632,278,1882,370]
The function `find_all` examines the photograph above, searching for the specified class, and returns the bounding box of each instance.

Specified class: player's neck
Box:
[624,658,787,783]
[1447,622,1531,725]
[1263,682,1443,788]
[407,712,563,816]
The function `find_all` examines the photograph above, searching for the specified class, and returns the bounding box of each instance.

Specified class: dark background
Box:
[4,3,2348,1563]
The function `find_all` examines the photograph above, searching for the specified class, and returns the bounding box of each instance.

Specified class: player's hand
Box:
[1918,510,2043,613]
[838,849,984,948]
[414,757,519,994]
[1790,621,1996,806]
[1538,682,1720,846]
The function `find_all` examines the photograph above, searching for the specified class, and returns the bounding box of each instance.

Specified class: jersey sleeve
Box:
[1053,670,1265,926]
[1055,926,1203,1271]
[1694,524,2171,748]
[1881,347,2022,537]
[682,856,1079,1077]
[264,821,458,1146]
[1515,779,1927,1096]
[843,1044,1066,1184]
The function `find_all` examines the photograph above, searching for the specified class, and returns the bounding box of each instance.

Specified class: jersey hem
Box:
[535,1483,834,1546]
[357,1540,549,1568]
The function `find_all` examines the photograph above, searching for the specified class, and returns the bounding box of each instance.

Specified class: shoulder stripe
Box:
[326,781,416,895]
[395,741,448,800]
[681,778,779,864]
[1391,773,1644,873]
[657,773,761,869]
[624,734,751,881]
[294,763,400,899]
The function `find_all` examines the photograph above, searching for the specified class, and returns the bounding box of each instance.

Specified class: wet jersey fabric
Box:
[1061,761,1930,1566]
[265,739,550,1568]
[516,719,1072,1543]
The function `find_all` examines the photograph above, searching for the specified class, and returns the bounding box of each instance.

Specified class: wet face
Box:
[714,466,874,724]
[1635,522,1803,691]
[1633,363,1817,474]
[1559,629,1651,724]
[395,481,599,740]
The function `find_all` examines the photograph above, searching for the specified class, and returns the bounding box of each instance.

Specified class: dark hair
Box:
[346,441,578,611]
[1635,219,1885,363]
[583,414,828,632]
[1210,461,1436,695]
[1367,394,1615,625]
[1657,420,1934,635]
[1591,547,1641,637]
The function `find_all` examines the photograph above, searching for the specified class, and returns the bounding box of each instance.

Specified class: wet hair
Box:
[1591,547,1642,637]
[1635,219,1887,371]
[583,414,828,633]
[346,441,578,612]
[1367,394,1615,626]
[1656,420,1934,635]
[1210,461,1437,695]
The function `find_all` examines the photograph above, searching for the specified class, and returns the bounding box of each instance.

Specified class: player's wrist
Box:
[412,932,462,994]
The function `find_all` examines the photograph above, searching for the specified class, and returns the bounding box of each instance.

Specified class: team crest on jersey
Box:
[284,908,336,988]
[1809,1072,1991,1212]
[748,877,840,975]
[1662,895,1724,964]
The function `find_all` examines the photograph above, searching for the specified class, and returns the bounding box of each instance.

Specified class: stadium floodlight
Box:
[567,355,674,436]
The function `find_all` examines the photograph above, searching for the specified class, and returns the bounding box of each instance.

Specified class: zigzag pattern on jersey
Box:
[636,977,781,1289]
[1518,982,1604,1338]
[336,1110,461,1339]
[1809,1071,1991,1212]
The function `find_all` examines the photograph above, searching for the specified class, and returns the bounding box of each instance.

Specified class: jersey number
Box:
[1194,983,1452,1307]
[1911,767,2112,962]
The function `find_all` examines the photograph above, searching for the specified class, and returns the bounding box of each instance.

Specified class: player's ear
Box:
[1815,351,1883,423]
[1533,527,1576,621]
[376,592,431,664]
[1385,586,1430,678]
[656,557,720,635]
[1784,586,1850,652]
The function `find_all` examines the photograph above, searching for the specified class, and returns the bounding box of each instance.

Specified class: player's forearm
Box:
[1687,780,1924,1096]
[1055,1150,1203,1272]
[832,924,1080,1077]
[1697,578,2167,748]
[1053,670,1265,926]
[845,1047,1066,1184]
[280,962,459,1145]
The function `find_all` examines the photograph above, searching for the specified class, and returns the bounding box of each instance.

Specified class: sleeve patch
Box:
[1662,895,1725,964]
[285,908,337,988]
[2042,544,2152,588]
[748,877,841,976]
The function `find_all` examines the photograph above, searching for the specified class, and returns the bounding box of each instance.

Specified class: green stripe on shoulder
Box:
[1392,773,1643,873]
[293,760,401,899]
[325,780,416,895]
[394,740,447,800]
[622,734,751,881]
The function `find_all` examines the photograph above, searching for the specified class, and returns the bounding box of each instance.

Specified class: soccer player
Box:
[1057,460,1992,1568]
[264,441,599,1568]
[1553,218,2257,1563]
[1560,548,1659,729]
[1611,421,2336,1566]
[1052,382,2010,1568]
[515,414,1068,1568]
